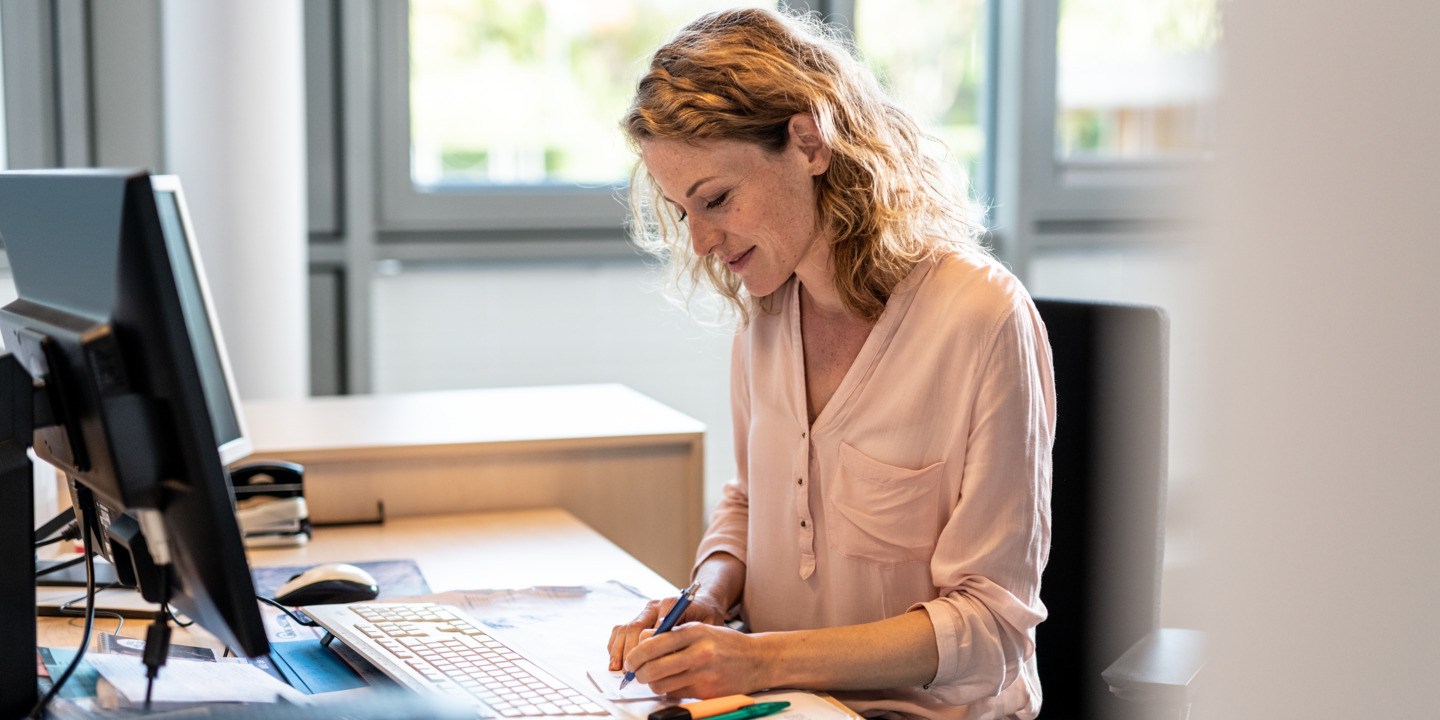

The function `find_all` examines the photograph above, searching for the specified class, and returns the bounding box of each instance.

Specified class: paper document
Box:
[418,581,649,680]
[86,653,306,707]
[749,690,862,720]
[586,666,664,701]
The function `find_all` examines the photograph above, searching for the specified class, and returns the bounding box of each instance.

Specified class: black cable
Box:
[57,585,124,636]
[256,596,320,627]
[142,598,173,710]
[34,554,84,578]
[140,564,175,710]
[165,604,195,628]
[27,506,100,719]
[33,519,79,548]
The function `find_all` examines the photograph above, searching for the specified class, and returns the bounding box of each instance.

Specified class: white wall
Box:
[370,258,737,513]
[1201,1,1440,717]
[1028,244,1208,628]
[162,0,308,401]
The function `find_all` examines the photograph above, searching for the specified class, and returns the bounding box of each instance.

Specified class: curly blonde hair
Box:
[624,7,982,325]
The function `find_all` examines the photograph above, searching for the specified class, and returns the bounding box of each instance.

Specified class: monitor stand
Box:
[37,557,120,587]
[0,352,39,718]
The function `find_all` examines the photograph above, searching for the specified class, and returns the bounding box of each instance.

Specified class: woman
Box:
[607,8,1054,720]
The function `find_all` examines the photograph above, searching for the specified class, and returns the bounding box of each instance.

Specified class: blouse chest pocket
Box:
[826,441,946,567]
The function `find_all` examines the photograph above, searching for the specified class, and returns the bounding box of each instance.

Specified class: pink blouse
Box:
[695,249,1055,720]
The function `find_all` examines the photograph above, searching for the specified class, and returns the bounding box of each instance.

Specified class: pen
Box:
[619,580,701,690]
[704,701,790,720]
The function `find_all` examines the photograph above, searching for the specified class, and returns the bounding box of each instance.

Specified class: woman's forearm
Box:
[692,551,746,619]
[755,608,939,691]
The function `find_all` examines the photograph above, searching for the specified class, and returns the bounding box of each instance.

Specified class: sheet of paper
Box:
[86,653,306,706]
[750,690,862,720]
[420,581,649,680]
[419,582,664,718]
[585,666,664,702]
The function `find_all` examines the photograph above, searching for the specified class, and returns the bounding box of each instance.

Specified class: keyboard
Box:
[303,602,609,717]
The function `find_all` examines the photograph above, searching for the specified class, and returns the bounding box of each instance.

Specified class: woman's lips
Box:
[727,247,754,271]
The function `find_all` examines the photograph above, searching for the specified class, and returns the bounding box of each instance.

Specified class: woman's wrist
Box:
[693,552,745,617]
[749,632,792,690]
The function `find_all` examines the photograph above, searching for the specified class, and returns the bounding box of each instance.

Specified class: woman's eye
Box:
[677,209,688,222]
[705,192,730,210]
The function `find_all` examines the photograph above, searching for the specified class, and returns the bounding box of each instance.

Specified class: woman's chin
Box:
[738,273,789,299]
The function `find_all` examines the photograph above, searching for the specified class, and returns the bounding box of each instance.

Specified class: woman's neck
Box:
[793,235,853,319]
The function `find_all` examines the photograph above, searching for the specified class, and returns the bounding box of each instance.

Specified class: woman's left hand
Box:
[624,622,774,699]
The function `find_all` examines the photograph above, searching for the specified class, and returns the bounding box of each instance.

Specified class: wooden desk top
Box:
[249,508,674,597]
[38,508,672,650]
[242,384,705,458]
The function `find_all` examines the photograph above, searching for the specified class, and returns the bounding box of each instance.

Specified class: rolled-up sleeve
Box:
[912,300,1055,705]
[694,331,752,571]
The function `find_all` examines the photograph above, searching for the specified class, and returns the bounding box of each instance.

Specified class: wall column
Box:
[161,0,308,400]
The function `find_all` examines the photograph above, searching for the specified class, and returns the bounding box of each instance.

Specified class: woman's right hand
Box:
[607,592,728,673]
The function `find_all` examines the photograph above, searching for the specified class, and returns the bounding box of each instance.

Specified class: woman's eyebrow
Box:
[660,175,720,206]
[685,176,719,198]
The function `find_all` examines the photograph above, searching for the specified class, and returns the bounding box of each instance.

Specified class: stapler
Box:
[230,461,311,548]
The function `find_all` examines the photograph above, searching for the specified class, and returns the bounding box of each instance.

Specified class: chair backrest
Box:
[1032,299,1169,720]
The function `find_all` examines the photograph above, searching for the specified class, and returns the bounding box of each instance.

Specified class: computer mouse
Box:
[274,562,380,606]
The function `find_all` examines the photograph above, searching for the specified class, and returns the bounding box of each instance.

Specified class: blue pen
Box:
[619,581,702,690]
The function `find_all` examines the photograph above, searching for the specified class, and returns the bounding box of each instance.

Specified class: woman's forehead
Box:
[641,137,767,187]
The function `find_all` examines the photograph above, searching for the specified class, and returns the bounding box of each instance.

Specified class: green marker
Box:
[705,701,791,720]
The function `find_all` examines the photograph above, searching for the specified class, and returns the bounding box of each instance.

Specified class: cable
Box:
[256,596,319,627]
[165,604,195,628]
[33,518,79,548]
[28,505,100,719]
[57,585,124,636]
[34,554,84,578]
[142,599,173,710]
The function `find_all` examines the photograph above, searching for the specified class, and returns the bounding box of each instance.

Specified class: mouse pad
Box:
[251,559,432,600]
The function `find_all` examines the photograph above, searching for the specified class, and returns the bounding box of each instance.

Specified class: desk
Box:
[39,508,673,652]
[241,384,706,587]
[35,510,859,720]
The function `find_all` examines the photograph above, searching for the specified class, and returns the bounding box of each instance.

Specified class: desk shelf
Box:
[241,384,706,586]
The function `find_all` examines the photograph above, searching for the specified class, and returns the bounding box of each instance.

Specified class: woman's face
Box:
[640,118,832,298]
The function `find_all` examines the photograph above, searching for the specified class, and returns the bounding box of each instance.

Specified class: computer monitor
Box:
[0,169,269,713]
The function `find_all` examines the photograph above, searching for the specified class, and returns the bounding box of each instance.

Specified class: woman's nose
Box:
[689,216,722,257]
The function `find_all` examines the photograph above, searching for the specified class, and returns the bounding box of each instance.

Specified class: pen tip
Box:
[618,677,631,690]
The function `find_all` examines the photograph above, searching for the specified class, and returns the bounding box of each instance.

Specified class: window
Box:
[1055,0,1221,161]
[853,0,991,206]
[410,0,766,189]
[0,9,7,171]
[380,1,768,230]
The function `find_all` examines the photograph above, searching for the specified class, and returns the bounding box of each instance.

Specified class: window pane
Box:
[853,0,989,202]
[409,0,766,189]
[1056,0,1222,160]
[0,8,7,170]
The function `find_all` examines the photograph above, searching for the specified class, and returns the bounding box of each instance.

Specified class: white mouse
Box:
[274,562,380,606]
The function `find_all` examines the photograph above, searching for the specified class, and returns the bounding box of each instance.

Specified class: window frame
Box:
[372,0,648,234]
[990,0,1206,275]
[1026,0,1204,224]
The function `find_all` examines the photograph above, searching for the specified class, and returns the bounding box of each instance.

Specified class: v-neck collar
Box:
[788,258,936,435]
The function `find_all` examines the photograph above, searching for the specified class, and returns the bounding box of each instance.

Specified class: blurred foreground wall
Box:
[1203,1,1439,717]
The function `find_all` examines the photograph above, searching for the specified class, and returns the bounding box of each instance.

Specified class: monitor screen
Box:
[151,179,249,462]
[0,169,269,661]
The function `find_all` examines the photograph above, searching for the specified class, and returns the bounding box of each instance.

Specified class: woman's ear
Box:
[787,114,832,176]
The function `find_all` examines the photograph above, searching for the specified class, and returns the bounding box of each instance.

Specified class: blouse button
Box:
[800,520,807,528]
[797,478,804,485]
[801,432,807,439]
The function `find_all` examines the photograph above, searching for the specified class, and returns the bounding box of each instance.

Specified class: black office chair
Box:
[1032,299,1201,720]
